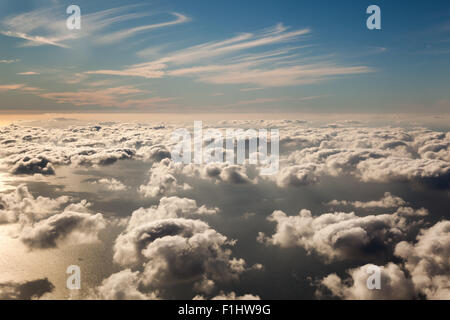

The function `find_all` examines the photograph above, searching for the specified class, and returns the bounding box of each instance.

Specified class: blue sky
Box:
[0,0,449,113]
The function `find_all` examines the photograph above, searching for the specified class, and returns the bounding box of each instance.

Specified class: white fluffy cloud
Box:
[1,121,448,189]
[194,291,261,300]
[93,196,251,298]
[395,220,450,299]
[127,196,218,229]
[1,119,448,300]
[139,159,191,198]
[20,206,107,249]
[316,220,450,300]
[0,184,69,223]
[114,218,246,288]
[90,178,128,191]
[316,263,415,300]
[259,206,428,262]
[272,126,450,188]
[89,269,159,300]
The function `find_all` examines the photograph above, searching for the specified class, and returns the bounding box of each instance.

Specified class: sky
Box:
[0,0,449,114]
[0,1,449,301]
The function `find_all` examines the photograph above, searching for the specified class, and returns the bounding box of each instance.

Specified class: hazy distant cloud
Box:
[328,192,407,209]
[0,59,20,63]
[38,86,139,107]
[239,87,264,92]
[0,84,28,91]
[36,85,174,109]
[17,71,40,75]
[224,96,326,107]
[0,83,43,92]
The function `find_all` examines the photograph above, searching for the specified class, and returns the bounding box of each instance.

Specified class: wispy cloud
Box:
[17,71,40,75]
[0,30,69,48]
[86,24,372,87]
[0,59,20,64]
[240,87,264,92]
[0,84,26,91]
[224,95,327,107]
[37,86,173,108]
[96,12,190,44]
[0,83,42,92]
[0,6,188,48]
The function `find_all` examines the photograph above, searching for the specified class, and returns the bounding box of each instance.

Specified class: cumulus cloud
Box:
[328,192,406,209]
[10,156,55,175]
[0,184,69,223]
[89,269,159,300]
[114,218,246,288]
[182,162,252,184]
[394,220,450,299]
[104,196,249,297]
[139,158,192,197]
[137,145,171,162]
[194,291,261,300]
[269,125,450,188]
[356,157,450,187]
[259,206,428,262]
[315,220,450,300]
[0,278,54,300]
[1,121,448,191]
[316,263,415,300]
[70,148,135,167]
[90,178,128,191]
[0,119,447,300]
[20,201,107,249]
[127,196,218,229]
[275,164,320,187]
